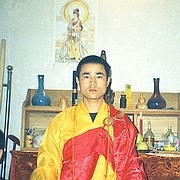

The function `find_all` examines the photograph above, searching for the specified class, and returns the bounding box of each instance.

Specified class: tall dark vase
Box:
[32,75,51,106]
[147,78,166,109]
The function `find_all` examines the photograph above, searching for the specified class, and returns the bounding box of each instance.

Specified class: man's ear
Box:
[107,77,111,87]
[76,77,79,84]
[0,149,3,159]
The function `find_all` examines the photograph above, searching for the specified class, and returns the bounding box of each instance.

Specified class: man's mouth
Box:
[89,88,97,92]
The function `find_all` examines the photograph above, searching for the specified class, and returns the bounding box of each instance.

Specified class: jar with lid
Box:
[120,94,126,108]
[174,133,180,152]
[143,120,155,150]
[25,128,34,148]
[164,125,175,151]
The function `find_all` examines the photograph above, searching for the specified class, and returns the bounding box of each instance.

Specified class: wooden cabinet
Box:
[10,150,38,180]
[21,89,180,150]
[10,150,180,180]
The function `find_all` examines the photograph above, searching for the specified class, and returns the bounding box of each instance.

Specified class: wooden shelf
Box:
[23,105,62,113]
[23,106,180,115]
[20,147,39,152]
[120,109,180,116]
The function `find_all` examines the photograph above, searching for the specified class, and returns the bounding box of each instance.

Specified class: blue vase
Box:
[147,78,166,109]
[32,75,51,106]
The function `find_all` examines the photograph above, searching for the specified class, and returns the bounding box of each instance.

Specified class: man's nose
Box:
[89,77,96,86]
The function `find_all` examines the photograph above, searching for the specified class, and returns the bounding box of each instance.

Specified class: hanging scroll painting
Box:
[55,0,95,63]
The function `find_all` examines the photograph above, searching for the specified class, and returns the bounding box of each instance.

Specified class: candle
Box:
[139,112,143,135]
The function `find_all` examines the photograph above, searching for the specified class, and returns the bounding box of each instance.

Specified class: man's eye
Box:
[97,75,103,78]
[83,75,89,78]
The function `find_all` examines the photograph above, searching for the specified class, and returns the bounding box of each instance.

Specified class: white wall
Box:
[95,0,180,92]
[0,0,180,176]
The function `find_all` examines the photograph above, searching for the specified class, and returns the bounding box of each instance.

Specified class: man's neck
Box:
[83,98,103,113]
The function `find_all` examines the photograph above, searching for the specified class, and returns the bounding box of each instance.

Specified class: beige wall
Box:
[0,0,180,177]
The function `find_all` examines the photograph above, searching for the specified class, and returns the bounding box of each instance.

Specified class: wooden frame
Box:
[0,39,6,111]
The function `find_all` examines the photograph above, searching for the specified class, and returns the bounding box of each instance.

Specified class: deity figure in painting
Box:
[67,8,83,62]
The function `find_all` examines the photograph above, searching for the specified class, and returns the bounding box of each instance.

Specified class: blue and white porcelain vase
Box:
[32,75,51,106]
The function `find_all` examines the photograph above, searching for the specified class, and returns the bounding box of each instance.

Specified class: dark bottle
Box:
[100,50,106,60]
[147,78,166,109]
[32,75,51,106]
[72,71,78,106]
[120,94,126,108]
[143,120,155,150]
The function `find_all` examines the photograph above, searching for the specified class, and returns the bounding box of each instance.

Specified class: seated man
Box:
[31,55,147,179]
[0,129,4,160]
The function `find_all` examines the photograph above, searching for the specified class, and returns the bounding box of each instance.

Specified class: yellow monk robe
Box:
[30,101,146,180]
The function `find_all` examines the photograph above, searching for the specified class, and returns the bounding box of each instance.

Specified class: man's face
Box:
[77,63,110,101]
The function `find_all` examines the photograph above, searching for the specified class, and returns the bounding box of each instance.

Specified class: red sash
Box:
[60,127,114,180]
